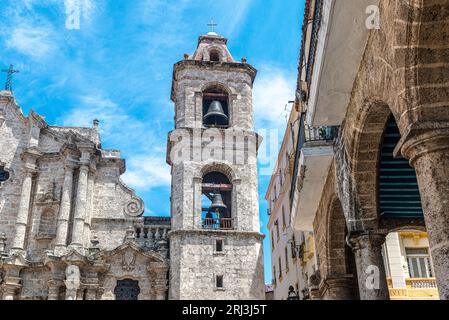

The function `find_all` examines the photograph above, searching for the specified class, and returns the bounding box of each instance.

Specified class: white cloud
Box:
[59,94,171,192]
[123,156,171,189]
[224,0,253,37]
[7,26,57,60]
[253,65,296,130]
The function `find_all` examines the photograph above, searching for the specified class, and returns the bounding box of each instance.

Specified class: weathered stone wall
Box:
[173,62,256,130]
[0,93,30,252]
[169,230,264,300]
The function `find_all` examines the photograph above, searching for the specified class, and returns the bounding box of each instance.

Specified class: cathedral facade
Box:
[0,32,264,300]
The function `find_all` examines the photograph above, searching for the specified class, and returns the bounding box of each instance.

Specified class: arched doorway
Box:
[114,279,140,300]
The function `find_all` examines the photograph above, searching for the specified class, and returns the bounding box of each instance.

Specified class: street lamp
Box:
[287,285,300,300]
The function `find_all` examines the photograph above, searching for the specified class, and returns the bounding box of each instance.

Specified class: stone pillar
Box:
[54,162,76,255]
[11,149,41,254]
[85,286,99,300]
[1,280,21,300]
[400,129,449,300]
[47,280,63,300]
[350,232,389,300]
[83,171,95,248]
[70,163,90,252]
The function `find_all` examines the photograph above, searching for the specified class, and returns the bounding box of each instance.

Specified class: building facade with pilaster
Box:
[0,90,170,300]
[285,0,449,300]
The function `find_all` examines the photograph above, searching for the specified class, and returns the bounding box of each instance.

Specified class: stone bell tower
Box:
[167,32,265,300]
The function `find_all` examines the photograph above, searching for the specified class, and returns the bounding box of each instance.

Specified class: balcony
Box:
[202,218,233,230]
[290,114,338,231]
[387,278,439,300]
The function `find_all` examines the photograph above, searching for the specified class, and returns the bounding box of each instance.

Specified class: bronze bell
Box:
[209,192,227,212]
[204,100,228,125]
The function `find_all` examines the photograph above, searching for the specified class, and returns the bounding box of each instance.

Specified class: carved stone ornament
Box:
[124,197,144,217]
[36,181,59,204]
[122,250,137,272]
[64,265,81,300]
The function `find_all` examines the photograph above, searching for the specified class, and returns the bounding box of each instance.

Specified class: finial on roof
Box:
[93,119,99,127]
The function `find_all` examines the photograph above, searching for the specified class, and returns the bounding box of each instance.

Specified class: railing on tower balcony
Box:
[289,112,339,205]
[202,218,234,230]
[305,0,323,87]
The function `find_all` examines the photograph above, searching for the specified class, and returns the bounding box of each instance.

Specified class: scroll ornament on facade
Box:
[124,197,144,217]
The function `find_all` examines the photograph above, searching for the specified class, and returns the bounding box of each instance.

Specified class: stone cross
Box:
[207,20,217,33]
[1,65,19,92]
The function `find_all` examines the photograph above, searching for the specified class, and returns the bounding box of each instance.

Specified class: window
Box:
[275,220,280,242]
[285,246,289,273]
[216,275,224,288]
[216,239,223,252]
[278,257,282,280]
[0,165,10,184]
[271,231,275,250]
[291,235,297,259]
[282,206,286,230]
[279,168,283,186]
[273,266,277,285]
[274,184,277,202]
[406,248,434,278]
[209,50,220,62]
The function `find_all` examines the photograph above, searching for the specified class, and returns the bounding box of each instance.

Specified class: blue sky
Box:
[0,0,304,283]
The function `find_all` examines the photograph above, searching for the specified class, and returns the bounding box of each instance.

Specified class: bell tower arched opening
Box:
[202,87,229,128]
[201,171,233,230]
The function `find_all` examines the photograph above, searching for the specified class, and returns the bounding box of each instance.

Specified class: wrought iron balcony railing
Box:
[305,0,323,86]
[202,218,233,230]
[289,113,339,205]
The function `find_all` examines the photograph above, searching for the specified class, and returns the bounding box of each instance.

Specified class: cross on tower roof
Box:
[1,64,19,92]
[207,19,218,33]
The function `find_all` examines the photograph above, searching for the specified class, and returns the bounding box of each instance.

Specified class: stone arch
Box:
[347,100,395,229]
[326,197,349,276]
[201,82,233,128]
[200,81,235,96]
[199,161,239,183]
[202,45,227,62]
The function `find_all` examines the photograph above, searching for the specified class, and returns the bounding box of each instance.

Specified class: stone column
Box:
[47,280,63,300]
[83,170,95,248]
[70,163,89,252]
[54,162,76,255]
[400,129,449,299]
[1,280,21,300]
[11,148,41,254]
[85,286,99,300]
[350,232,389,300]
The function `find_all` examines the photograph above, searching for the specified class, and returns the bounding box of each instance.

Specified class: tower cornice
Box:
[170,60,257,102]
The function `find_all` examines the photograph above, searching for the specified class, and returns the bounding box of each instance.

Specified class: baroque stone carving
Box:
[122,250,137,272]
[36,181,59,204]
[124,197,144,217]
[64,265,81,300]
